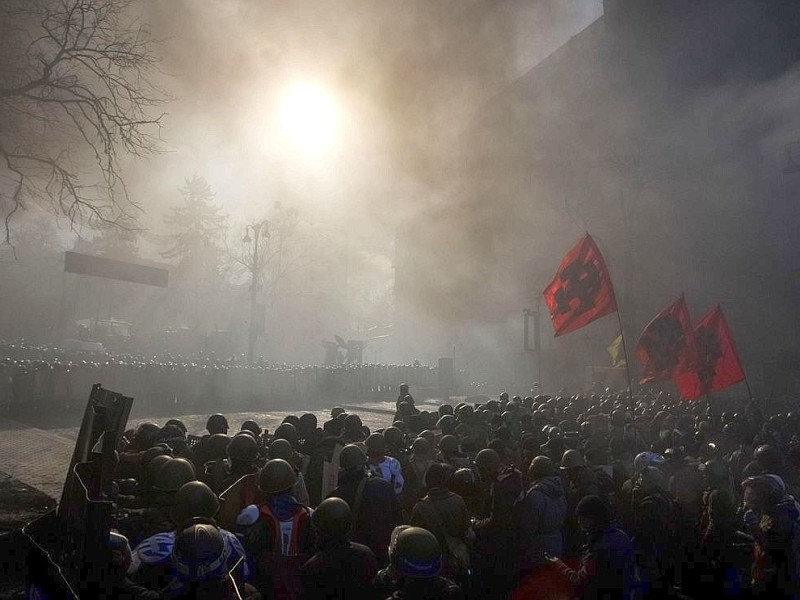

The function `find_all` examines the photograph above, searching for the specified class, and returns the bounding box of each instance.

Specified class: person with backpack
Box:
[328,444,403,568]
[236,458,314,600]
[410,463,472,585]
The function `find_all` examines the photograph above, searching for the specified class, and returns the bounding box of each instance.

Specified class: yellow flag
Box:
[608,334,626,368]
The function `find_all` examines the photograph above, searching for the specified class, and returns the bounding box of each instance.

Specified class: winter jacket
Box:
[300,538,378,600]
[410,488,472,578]
[746,494,800,597]
[556,525,636,600]
[517,475,567,574]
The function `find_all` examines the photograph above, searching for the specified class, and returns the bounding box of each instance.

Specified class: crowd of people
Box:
[93,385,800,599]
[0,340,460,417]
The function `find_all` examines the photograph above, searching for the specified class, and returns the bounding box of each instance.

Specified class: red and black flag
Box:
[674,306,745,400]
[635,295,697,384]
[542,234,618,337]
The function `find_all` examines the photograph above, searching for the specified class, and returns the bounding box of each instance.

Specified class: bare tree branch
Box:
[0,0,167,245]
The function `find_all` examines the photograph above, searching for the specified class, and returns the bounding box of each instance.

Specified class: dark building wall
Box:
[396,1,800,394]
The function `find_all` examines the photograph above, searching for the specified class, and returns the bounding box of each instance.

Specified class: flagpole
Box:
[615,311,635,411]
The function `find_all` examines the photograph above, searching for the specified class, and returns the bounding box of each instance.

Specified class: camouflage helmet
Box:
[153,458,197,492]
[338,444,367,471]
[311,497,352,537]
[227,433,259,463]
[258,459,297,495]
[170,481,220,525]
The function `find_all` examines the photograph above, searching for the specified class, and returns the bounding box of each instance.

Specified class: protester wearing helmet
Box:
[741,474,800,597]
[328,444,402,568]
[380,526,462,599]
[409,463,471,583]
[517,455,567,578]
[472,448,524,599]
[237,458,313,599]
[547,495,635,600]
[299,498,378,600]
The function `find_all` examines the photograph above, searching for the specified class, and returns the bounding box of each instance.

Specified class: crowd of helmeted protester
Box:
[97,385,800,599]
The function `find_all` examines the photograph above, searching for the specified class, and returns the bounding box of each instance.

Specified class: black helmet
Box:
[311,497,352,537]
[392,526,442,579]
[165,419,188,434]
[438,435,460,455]
[529,455,555,480]
[450,468,478,497]
[141,444,172,466]
[700,459,728,484]
[365,433,386,456]
[173,522,226,582]
[274,422,298,445]
[206,414,229,435]
[241,420,262,437]
[153,458,197,492]
[143,454,173,488]
[383,426,404,448]
[411,437,432,457]
[754,444,780,468]
[228,433,259,463]
[133,422,161,449]
[258,459,297,495]
[171,481,220,525]
[475,448,501,471]
[331,406,346,418]
[436,414,456,435]
[344,414,363,433]
[299,413,318,434]
[206,434,231,461]
[338,444,367,471]
[269,438,294,461]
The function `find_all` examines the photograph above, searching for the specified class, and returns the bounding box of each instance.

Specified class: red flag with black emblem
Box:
[674,306,745,400]
[542,234,618,337]
[635,295,697,384]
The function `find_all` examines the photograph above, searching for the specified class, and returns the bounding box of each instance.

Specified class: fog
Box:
[3,0,800,398]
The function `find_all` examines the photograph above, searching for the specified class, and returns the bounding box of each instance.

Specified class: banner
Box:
[674,306,745,399]
[542,234,617,337]
[636,295,696,384]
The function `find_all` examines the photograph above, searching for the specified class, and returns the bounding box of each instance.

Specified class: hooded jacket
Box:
[517,474,567,573]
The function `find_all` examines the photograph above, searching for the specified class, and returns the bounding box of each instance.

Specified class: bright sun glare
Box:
[278,82,340,156]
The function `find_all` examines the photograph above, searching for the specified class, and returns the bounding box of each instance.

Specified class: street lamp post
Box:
[243,220,270,365]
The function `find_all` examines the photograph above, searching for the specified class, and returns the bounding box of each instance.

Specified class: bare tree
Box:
[0,0,165,244]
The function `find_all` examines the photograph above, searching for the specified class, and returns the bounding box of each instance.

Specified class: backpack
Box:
[415,498,471,575]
